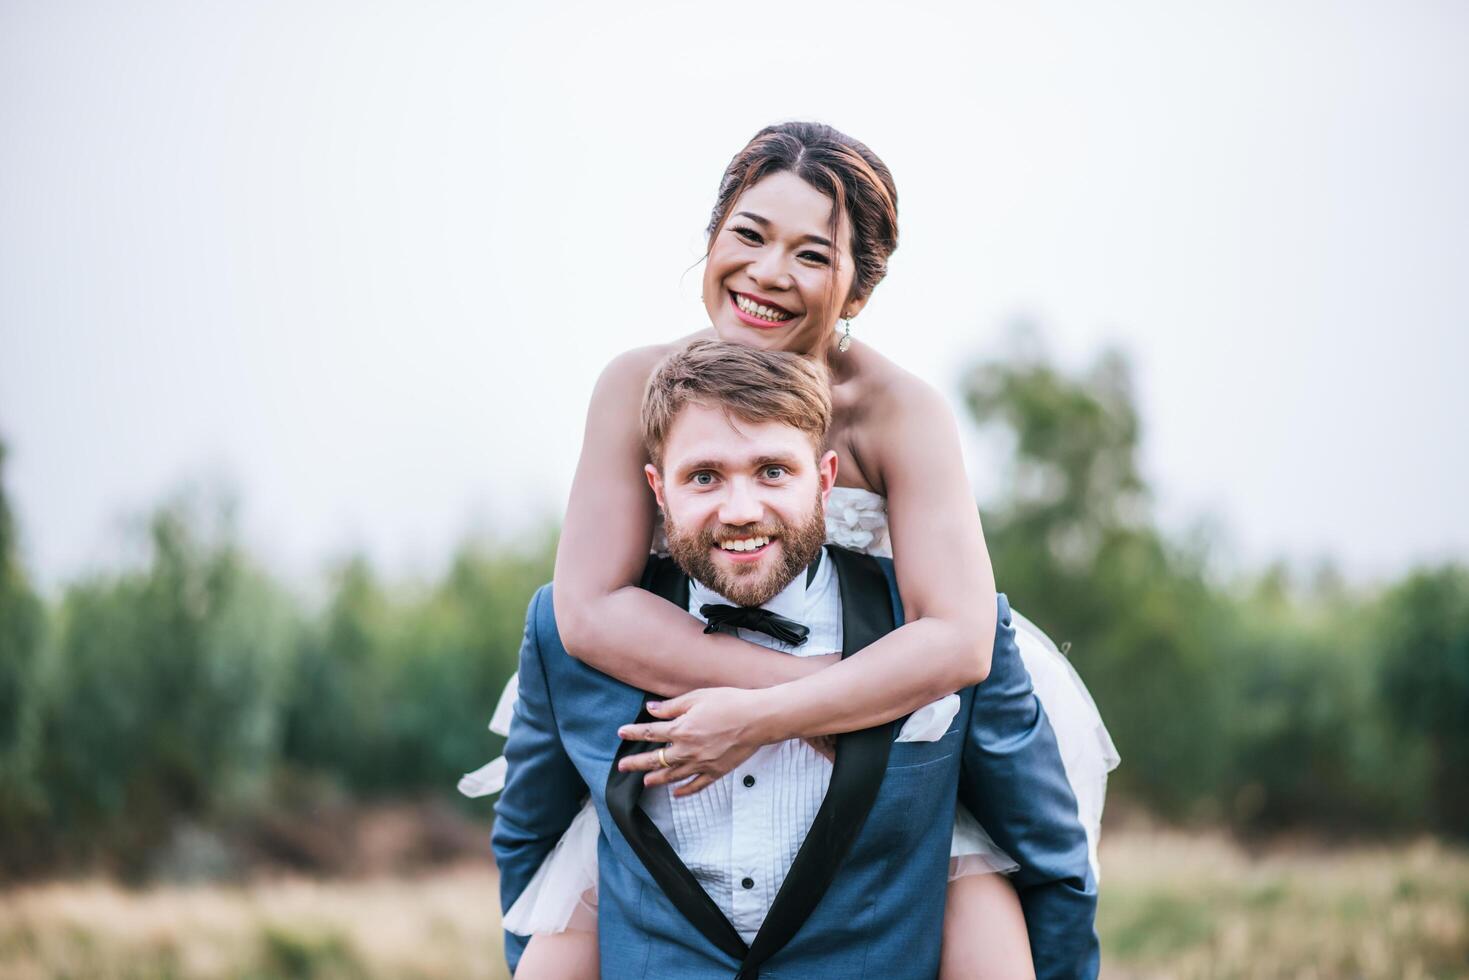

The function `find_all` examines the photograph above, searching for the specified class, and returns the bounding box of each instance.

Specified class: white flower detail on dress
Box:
[824,489,892,558]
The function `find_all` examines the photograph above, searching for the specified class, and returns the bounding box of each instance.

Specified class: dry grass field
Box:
[1097,828,1468,979]
[0,829,1464,979]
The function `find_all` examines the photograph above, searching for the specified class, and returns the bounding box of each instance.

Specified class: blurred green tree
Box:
[1217,571,1427,832]
[1377,566,1469,837]
[38,496,297,875]
[280,533,553,798]
[0,440,48,874]
[963,335,1232,817]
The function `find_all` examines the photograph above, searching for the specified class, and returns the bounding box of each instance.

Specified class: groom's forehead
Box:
[663,403,815,468]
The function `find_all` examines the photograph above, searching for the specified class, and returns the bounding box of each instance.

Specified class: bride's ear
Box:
[644,463,667,510]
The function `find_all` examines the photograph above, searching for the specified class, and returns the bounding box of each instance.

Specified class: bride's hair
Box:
[707,122,899,305]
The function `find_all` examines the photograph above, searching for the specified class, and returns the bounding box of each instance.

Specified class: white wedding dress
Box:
[459,487,1120,935]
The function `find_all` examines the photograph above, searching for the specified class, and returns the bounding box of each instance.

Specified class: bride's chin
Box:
[717,324,812,355]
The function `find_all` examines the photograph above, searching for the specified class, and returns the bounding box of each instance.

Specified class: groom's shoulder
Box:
[824,544,897,581]
[823,546,903,622]
[523,583,562,651]
[522,555,683,656]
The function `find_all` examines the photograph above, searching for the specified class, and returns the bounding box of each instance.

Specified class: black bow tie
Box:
[700,604,811,647]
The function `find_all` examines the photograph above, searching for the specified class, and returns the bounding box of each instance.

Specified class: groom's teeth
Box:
[719,535,770,552]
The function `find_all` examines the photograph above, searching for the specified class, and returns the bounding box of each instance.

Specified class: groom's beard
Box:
[664,494,827,608]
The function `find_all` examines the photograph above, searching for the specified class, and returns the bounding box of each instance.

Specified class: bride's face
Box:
[702,171,862,356]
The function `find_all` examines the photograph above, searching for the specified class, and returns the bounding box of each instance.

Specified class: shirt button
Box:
[743,774,756,788]
[741,877,755,890]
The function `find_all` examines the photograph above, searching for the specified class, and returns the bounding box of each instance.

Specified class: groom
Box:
[493,341,1098,979]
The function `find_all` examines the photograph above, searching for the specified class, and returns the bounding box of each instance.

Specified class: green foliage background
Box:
[0,341,1464,878]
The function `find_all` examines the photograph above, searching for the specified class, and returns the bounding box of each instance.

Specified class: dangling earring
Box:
[837,318,853,353]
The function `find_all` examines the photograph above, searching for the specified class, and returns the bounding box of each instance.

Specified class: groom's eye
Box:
[762,466,786,480]
[692,472,715,486]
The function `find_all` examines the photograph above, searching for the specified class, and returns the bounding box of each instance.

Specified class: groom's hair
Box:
[641,339,832,469]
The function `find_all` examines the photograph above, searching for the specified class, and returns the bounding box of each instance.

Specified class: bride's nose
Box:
[747,249,792,291]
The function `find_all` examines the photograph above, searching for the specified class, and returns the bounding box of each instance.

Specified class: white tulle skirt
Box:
[466,609,1119,936]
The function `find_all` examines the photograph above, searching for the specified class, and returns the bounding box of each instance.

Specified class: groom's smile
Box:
[716,530,773,560]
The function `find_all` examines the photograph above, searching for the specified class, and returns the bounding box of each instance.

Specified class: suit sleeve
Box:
[958,594,1100,980]
[490,585,588,975]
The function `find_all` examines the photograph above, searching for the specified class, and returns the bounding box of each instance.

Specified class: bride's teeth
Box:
[736,294,791,321]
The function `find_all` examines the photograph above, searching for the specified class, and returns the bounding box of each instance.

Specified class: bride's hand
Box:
[616,686,780,797]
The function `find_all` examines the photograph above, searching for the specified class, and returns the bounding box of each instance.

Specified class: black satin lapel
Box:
[604,557,747,961]
[606,704,748,961]
[639,554,690,610]
[741,546,898,975]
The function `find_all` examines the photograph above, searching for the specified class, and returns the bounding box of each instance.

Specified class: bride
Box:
[461,121,1118,979]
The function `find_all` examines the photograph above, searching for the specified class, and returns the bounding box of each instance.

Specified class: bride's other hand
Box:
[802,734,836,762]
[615,669,833,796]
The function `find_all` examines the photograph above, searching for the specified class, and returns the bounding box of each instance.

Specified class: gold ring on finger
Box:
[658,747,672,769]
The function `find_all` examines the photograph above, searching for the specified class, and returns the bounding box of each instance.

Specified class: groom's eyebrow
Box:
[735,211,832,248]
[677,458,727,477]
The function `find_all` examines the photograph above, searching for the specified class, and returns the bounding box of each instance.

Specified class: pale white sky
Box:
[2,0,1466,589]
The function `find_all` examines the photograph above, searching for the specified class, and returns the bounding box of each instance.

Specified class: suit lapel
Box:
[605,558,749,961]
[739,545,898,977]
[604,549,900,977]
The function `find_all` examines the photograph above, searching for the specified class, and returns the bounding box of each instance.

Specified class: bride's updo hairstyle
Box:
[707,121,899,306]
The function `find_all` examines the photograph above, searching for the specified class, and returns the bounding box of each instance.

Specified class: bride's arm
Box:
[623,370,995,793]
[766,371,999,725]
[553,347,827,694]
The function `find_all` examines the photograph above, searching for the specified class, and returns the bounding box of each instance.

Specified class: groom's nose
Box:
[718,478,763,526]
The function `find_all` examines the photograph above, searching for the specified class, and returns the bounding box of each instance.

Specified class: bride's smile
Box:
[729,290,794,326]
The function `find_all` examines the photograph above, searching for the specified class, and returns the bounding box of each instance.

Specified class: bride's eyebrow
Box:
[734,211,832,248]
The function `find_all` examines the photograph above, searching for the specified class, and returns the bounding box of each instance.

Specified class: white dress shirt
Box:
[640,547,842,944]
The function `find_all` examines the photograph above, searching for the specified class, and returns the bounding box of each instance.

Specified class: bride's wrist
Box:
[744,683,796,744]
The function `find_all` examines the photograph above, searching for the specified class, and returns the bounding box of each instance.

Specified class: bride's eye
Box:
[799,250,830,266]
[732,226,763,244]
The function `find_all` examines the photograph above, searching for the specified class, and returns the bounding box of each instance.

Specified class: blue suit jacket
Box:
[492,551,1098,979]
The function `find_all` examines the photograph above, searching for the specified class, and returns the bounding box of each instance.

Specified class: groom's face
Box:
[646,403,838,606]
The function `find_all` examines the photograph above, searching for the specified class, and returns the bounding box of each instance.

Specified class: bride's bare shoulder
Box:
[840,343,943,416]
[592,331,714,408]
[839,343,957,485]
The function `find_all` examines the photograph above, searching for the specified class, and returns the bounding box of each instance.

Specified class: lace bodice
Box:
[650,487,892,559]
